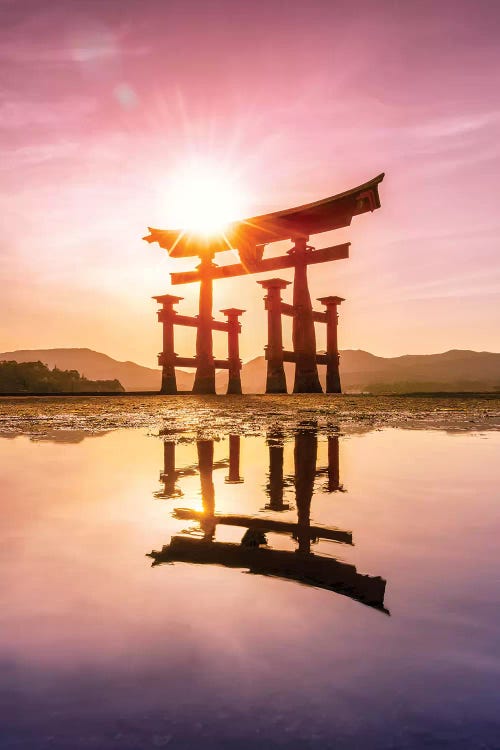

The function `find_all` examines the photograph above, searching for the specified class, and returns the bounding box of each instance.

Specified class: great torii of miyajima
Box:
[144,173,384,395]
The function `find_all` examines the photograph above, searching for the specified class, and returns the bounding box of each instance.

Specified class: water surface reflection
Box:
[1,425,499,749]
[150,429,387,612]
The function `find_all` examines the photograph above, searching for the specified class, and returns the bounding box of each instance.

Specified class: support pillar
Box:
[153,294,183,395]
[294,428,318,554]
[193,255,216,394]
[197,440,216,539]
[318,296,345,393]
[290,238,322,393]
[225,435,243,483]
[160,441,179,498]
[258,278,290,394]
[327,435,340,492]
[266,433,288,511]
[221,308,245,395]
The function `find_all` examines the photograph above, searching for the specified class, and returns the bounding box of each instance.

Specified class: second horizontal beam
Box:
[170,243,350,285]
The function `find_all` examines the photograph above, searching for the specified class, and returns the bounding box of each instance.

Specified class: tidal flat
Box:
[0,393,499,438]
[1,395,499,749]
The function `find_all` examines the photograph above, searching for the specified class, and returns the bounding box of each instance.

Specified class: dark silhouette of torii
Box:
[148,429,388,612]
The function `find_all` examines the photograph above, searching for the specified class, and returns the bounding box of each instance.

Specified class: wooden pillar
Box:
[258,278,290,394]
[159,441,178,498]
[225,434,243,484]
[193,255,216,394]
[197,440,216,539]
[266,433,288,511]
[221,308,245,395]
[293,428,317,554]
[153,294,183,395]
[318,296,345,393]
[327,435,340,492]
[290,238,322,393]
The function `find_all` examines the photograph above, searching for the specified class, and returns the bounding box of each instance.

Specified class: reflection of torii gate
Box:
[155,431,343,502]
[173,430,350,546]
[155,435,239,500]
[266,431,344,507]
[145,174,384,395]
[154,432,200,499]
[149,430,387,611]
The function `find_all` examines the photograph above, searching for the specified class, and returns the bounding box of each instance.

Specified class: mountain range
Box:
[1,347,499,393]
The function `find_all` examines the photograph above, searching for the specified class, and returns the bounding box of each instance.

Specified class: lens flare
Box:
[164,159,247,237]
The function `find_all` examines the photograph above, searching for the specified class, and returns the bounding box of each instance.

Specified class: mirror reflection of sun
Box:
[165,158,249,238]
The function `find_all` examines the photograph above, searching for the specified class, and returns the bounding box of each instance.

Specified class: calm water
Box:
[1,425,499,749]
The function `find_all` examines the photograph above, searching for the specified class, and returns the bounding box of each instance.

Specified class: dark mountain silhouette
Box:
[1,348,498,394]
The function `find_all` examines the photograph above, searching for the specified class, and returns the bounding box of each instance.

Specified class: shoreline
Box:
[0,391,498,399]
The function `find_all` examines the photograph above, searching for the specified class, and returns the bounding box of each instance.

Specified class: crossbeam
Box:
[170,243,350,285]
[280,302,327,323]
[266,350,329,365]
[164,459,230,479]
[214,358,232,370]
[169,355,197,368]
[173,509,352,545]
[171,355,231,370]
[148,536,388,611]
[164,313,230,333]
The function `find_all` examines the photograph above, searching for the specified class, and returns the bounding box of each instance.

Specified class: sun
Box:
[165,158,247,238]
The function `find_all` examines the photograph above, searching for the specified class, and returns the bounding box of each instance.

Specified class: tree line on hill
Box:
[0,361,124,394]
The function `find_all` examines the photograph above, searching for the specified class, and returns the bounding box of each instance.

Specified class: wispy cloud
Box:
[0,37,149,65]
[0,140,80,169]
[409,112,500,139]
[0,95,97,130]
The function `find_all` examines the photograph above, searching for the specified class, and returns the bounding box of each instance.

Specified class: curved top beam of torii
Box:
[144,173,384,267]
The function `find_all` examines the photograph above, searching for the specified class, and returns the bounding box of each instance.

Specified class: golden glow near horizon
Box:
[163,158,249,239]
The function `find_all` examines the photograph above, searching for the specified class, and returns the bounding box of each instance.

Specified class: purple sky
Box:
[1,0,499,365]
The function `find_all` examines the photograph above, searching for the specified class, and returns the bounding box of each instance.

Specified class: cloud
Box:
[0,95,97,130]
[0,141,80,169]
[409,112,500,139]
[0,37,149,65]
[370,267,500,305]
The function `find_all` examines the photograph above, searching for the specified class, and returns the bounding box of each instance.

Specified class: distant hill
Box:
[217,349,500,393]
[0,348,177,391]
[0,360,124,394]
[337,349,500,394]
[1,347,499,394]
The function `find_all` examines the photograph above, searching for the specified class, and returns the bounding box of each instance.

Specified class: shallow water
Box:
[1,420,499,749]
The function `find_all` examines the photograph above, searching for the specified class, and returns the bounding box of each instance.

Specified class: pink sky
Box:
[1,0,499,366]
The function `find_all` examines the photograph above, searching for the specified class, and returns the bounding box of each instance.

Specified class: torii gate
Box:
[144,173,384,394]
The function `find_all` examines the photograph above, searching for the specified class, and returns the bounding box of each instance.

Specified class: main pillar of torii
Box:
[192,254,216,394]
[290,238,322,393]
